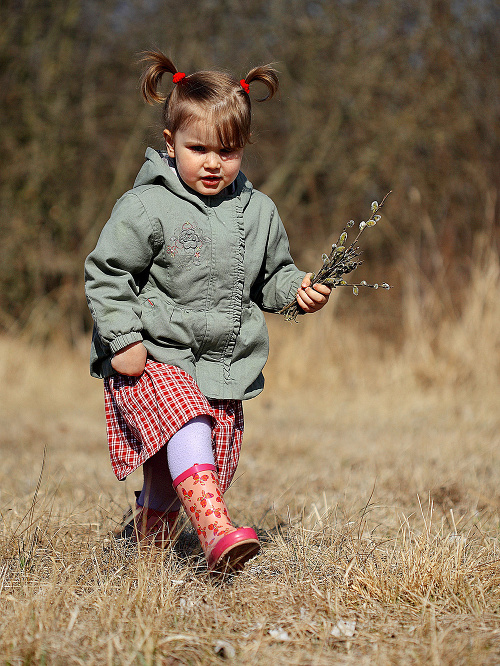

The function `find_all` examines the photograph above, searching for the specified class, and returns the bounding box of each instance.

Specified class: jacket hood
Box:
[133,147,253,211]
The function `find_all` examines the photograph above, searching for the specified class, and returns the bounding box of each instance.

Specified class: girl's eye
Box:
[190,145,205,152]
[221,148,240,157]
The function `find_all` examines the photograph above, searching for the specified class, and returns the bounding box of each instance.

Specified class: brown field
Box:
[1,247,499,665]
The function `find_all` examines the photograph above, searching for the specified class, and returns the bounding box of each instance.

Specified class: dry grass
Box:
[1,248,500,664]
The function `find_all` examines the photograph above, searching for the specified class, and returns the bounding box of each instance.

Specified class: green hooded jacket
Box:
[84,148,305,400]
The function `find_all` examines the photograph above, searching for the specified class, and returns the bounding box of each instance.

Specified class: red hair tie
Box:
[240,79,250,94]
[173,72,186,84]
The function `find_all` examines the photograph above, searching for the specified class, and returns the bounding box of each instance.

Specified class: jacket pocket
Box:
[140,293,206,354]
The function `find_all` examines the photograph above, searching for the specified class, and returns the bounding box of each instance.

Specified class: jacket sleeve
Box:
[251,205,306,313]
[84,192,161,354]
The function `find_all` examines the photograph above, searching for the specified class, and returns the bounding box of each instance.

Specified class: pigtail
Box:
[140,50,178,104]
[242,65,279,101]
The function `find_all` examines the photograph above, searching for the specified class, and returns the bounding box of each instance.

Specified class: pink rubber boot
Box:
[173,464,260,572]
[132,502,180,549]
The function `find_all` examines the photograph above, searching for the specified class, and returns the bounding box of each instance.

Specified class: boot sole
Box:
[209,538,260,573]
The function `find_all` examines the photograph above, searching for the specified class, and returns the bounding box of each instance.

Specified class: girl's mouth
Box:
[201,176,221,186]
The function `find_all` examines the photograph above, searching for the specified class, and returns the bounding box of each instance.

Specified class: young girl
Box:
[85,50,331,572]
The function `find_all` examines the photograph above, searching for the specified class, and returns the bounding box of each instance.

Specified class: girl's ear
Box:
[164,129,175,158]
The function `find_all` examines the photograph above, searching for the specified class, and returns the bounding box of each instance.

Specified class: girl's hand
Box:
[296,273,331,313]
[111,341,147,376]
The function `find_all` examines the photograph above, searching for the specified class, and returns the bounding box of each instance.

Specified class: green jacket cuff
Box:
[109,332,143,354]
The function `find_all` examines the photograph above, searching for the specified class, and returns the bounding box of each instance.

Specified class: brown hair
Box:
[140,50,279,149]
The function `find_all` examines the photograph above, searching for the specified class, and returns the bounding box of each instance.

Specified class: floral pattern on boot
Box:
[174,464,260,571]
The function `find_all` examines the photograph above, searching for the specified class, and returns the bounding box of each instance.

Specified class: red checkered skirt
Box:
[103,360,243,493]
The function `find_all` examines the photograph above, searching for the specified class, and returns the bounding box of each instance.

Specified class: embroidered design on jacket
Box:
[166,221,210,266]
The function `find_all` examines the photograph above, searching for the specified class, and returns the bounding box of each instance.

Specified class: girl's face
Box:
[164,122,243,196]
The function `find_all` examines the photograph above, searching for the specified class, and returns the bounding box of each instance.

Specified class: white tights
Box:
[137,415,214,512]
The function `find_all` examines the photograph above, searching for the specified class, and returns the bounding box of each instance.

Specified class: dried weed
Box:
[1,249,500,664]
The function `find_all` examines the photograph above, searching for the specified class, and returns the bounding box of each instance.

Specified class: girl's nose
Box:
[204,152,220,169]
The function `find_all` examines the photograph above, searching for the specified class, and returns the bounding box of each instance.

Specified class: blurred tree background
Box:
[0,0,498,342]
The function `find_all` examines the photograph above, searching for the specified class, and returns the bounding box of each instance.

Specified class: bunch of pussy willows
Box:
[280,192,392,322]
